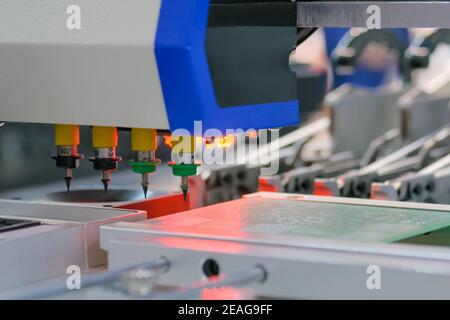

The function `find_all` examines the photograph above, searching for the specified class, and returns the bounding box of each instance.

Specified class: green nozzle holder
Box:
[168,162,201,177]
[129,160,161,174]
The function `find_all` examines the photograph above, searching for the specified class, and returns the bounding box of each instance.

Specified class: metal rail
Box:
[3,258,169,300]
[297,1,450,28]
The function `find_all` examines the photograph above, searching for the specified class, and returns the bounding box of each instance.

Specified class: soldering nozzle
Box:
[141,173,150,198]
[101,171,111,194]
[142,185,148,199]
[181,176,189,201]
[64,168,73,192]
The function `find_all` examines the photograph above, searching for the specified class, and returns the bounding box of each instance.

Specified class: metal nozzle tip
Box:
[101,171,111,194]
[181,176,189,201]
[101,180,109,194]
[141,173,150,199]
[64,177,72,192]
[64,168,73,192]
[142,185,148,198]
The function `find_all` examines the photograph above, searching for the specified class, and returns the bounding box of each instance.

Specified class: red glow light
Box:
[216,135,235,148]
[201,286,248,300]
[163,135,173,148]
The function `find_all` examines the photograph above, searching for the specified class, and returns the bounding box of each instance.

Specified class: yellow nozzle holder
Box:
[55,124,80,146]
[171,135,196,154]
[132,128,157,151]
[92,126,118,148]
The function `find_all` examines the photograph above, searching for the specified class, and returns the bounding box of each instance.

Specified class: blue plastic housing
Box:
[155,0,299,134]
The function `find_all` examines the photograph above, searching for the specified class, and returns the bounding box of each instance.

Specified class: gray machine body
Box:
[0,0,169,129]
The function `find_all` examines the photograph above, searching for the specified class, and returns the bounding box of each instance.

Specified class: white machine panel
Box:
[0,0,169,129]
[0,200,146,291]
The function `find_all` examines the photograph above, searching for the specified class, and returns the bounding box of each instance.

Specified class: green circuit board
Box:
[149,198,450,244]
